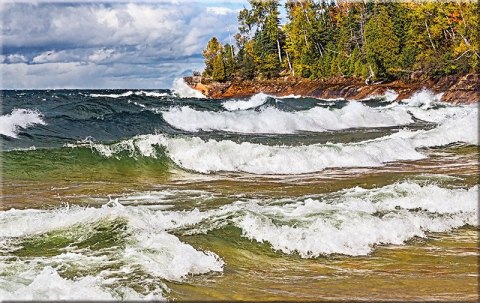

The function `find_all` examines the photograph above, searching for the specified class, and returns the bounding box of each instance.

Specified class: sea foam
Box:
[0,201,224,300]
[69,104,477,175]
[0,180,476,300]
[89,91,169,98]
[171,78,206,99]
[231,182,478,257]
[0,108,46,138]
[163,101,414,134]
[222,93,271,110]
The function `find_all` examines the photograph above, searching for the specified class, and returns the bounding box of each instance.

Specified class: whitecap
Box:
[171,78,206,99]
[0,108,46,138]
[222,93,271,110]
[162,101,414,134]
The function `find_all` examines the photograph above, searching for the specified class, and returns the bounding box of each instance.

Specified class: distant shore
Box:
[184,73,479,104]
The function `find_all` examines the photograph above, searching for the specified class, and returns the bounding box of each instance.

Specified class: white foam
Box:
[140,91,169,98]
[90,91,169,99]
[222,93,270,111]
[394,109,478,147]
[278,94,302,99]
[0,181,476,301]
[162,135,425,174]
[0,108,46,138]
[162,102,414,134]
[404,89,442,108]
[407,103,475,124]
[71,133,423,174]
[211,182,477,257]
[68,104,478,175]
[75,109,475,175]
[0,200,224,300]
[380,89,399,102]
[171,78,206,99]
[113,181,476,258]
[90,91,135,98]
[0,266,158,300]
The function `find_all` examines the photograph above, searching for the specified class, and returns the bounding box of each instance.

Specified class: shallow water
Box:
[0,88,478,300]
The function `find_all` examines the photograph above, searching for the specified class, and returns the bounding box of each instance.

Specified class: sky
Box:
[0,1,250,89]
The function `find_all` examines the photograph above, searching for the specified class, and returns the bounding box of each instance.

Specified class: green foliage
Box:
[365,6,400,80]
[223,44,236,80]
[212,51,226,81]
[202,37,222,78]
[202,1,478,82]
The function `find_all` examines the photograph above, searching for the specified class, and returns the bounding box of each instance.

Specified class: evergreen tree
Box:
[202,37,223,78]
[364,6,400,80]
[223,44,236,80]
[201,0,478,82]
[212,51,226,81]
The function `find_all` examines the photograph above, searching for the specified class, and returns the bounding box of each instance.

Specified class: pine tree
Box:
[364,6,400,80]
[202,37,223,78]
[223,44,236,80]
[212,50,226,81]
[201,1,478,82]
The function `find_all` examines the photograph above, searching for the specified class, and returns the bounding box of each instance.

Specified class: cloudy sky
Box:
[0,1,247,89]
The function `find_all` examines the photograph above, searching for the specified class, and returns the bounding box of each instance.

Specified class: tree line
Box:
[201,0,478,83]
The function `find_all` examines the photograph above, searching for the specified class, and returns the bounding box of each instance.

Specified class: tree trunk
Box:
[276,39,283,63]
[425,20,437,51]
[286,51,293,76]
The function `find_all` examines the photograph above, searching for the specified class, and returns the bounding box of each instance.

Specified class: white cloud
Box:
[206,6,239,15]
[6,54,28,63]
[0,59,204,89]
[2,3,237,58]
[0,2,239,88]
[32,50,85,64]
[88,49,120,63]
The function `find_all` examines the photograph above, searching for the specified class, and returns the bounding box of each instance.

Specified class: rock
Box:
[441,74,479,104]
[184,74,479,104]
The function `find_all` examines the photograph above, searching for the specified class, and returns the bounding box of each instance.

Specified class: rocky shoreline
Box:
[184,73,479,104]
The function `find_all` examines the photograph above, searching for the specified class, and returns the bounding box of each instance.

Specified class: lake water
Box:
[0,86,478,300]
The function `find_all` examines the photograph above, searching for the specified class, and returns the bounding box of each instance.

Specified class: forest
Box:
[201,0,478,83]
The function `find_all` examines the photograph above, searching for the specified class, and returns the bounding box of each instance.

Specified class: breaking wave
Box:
[162,101,414,134]
[0,109,46,138]
[222,93,271,110]
[229,182,478,257]
[68,108,477,175]
[171,78,206,99]
[404,89,443,108]
[0,200,224,300]
[89,91,169,98]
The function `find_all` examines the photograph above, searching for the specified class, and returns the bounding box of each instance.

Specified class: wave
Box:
[0,200,224,300]
[0,108,46,138]
[403,89,443,108]
[381,89,399,102]
[222,93,271,110]
[171,78,206,99]
[89,91,169,99]
[162,102,414,134]
[0,266,162,300]
[70,109,476,175]
[134,181,475,257]
[406,103,475,124]
[230,182,478,257]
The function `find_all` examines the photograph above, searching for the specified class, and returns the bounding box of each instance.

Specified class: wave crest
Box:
[222,93,271,110]
[162,102,414,134]
[171,78,206,98]
[0,108,46,138]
